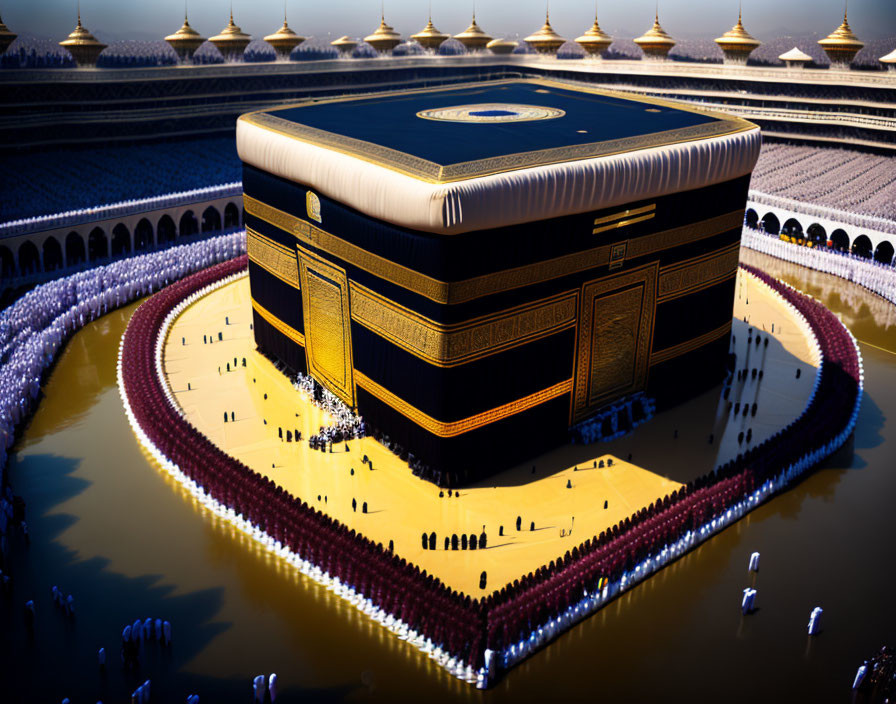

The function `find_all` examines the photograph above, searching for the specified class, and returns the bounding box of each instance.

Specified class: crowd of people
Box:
[571,393,655,444]
[0,138,241,225]
[119,256,490,683]
[0,231,246,489]
[292,372,366,448]
[751,143,896,229]
[96,41,178,68]
[115,255,862,686]
[743,226,896,305]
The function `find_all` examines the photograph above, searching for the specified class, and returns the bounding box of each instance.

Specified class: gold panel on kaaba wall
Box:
[572,262,658,424]
[297,245,355,407]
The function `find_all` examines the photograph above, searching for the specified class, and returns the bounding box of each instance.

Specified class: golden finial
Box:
[818,0,863,67]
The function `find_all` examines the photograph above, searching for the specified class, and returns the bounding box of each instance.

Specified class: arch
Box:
[807,223,827,246]
[760,212,780,235]
[42,236,63,272]
[782,218,803,238]
[744,208,758,229]
[851,234,873,259]
[873,240,894,266]
[201,206,221,234]
[134,218,153,251]
[0,245,15,278]
[179,210,199,238]
[224,201,240,229]
[18,241,40,275]
[111,223,131,257]
[66,231,86,266]
[157,214,176,245]
[88,227,108,262]
[829,229,849,252]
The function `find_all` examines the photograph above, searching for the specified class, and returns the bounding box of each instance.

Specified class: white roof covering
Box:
[237,82,761,235]
[779,47,812,62]
[880,48,896,64]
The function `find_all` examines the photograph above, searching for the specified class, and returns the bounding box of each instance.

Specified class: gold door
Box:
[297,245,356,407]
[571,262,658,424]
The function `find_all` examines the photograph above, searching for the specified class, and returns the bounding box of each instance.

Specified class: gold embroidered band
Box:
[349,282,577,367]
[245,196,743,307]
[247,229,300,289]
[657,242,741,302]
[354,370,574,438]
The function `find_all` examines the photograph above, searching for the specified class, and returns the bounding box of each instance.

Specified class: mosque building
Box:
[524,11,566,55]
[59,11,106,67]
[818,9,864,68]
[164,13,206,63]
[575,12,613,58]
[0,13,16,55]
[364,13,402,54]
[263,13,305,60]
[453,14,493,51]
[411,15,449,52]
[714,10,761,65]
[633,11,676,60]
[208,11,252,62]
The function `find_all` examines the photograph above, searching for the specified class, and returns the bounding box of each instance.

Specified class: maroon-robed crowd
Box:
[120,258,861,674]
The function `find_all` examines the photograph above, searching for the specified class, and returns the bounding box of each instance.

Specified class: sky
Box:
[4,0,895,43]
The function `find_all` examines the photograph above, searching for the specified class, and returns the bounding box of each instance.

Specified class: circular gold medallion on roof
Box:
[417,103,565,123]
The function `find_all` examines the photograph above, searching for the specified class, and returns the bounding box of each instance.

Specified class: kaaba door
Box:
[571,262,658,424]
[297,246,356,407]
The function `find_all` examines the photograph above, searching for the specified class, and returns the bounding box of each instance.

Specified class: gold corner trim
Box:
[247,229,300,289]
[349,282,577,367]
[649,321,732,366]
[245,195,743,305]
[354,370,573,438]
[239,77,757,184]
[251,298,305,346]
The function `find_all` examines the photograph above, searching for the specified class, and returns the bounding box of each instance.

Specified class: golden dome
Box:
[714,10,760,63]
[364,15,402,53]
[209,11,252,60]
[818,10,863,66]
[524,11,566,55]
[264,16,305,58]
[411,17,448,51]
[59,12,107,66]
[165,15,205,61]
[0,13,17,55]
[331,35,358,54]
[486,38,517,55]
[634,12,675,58]
[575,13,613,56]
[454,14,492,50]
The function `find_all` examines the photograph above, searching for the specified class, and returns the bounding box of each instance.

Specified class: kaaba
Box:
[236,79,760,485]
